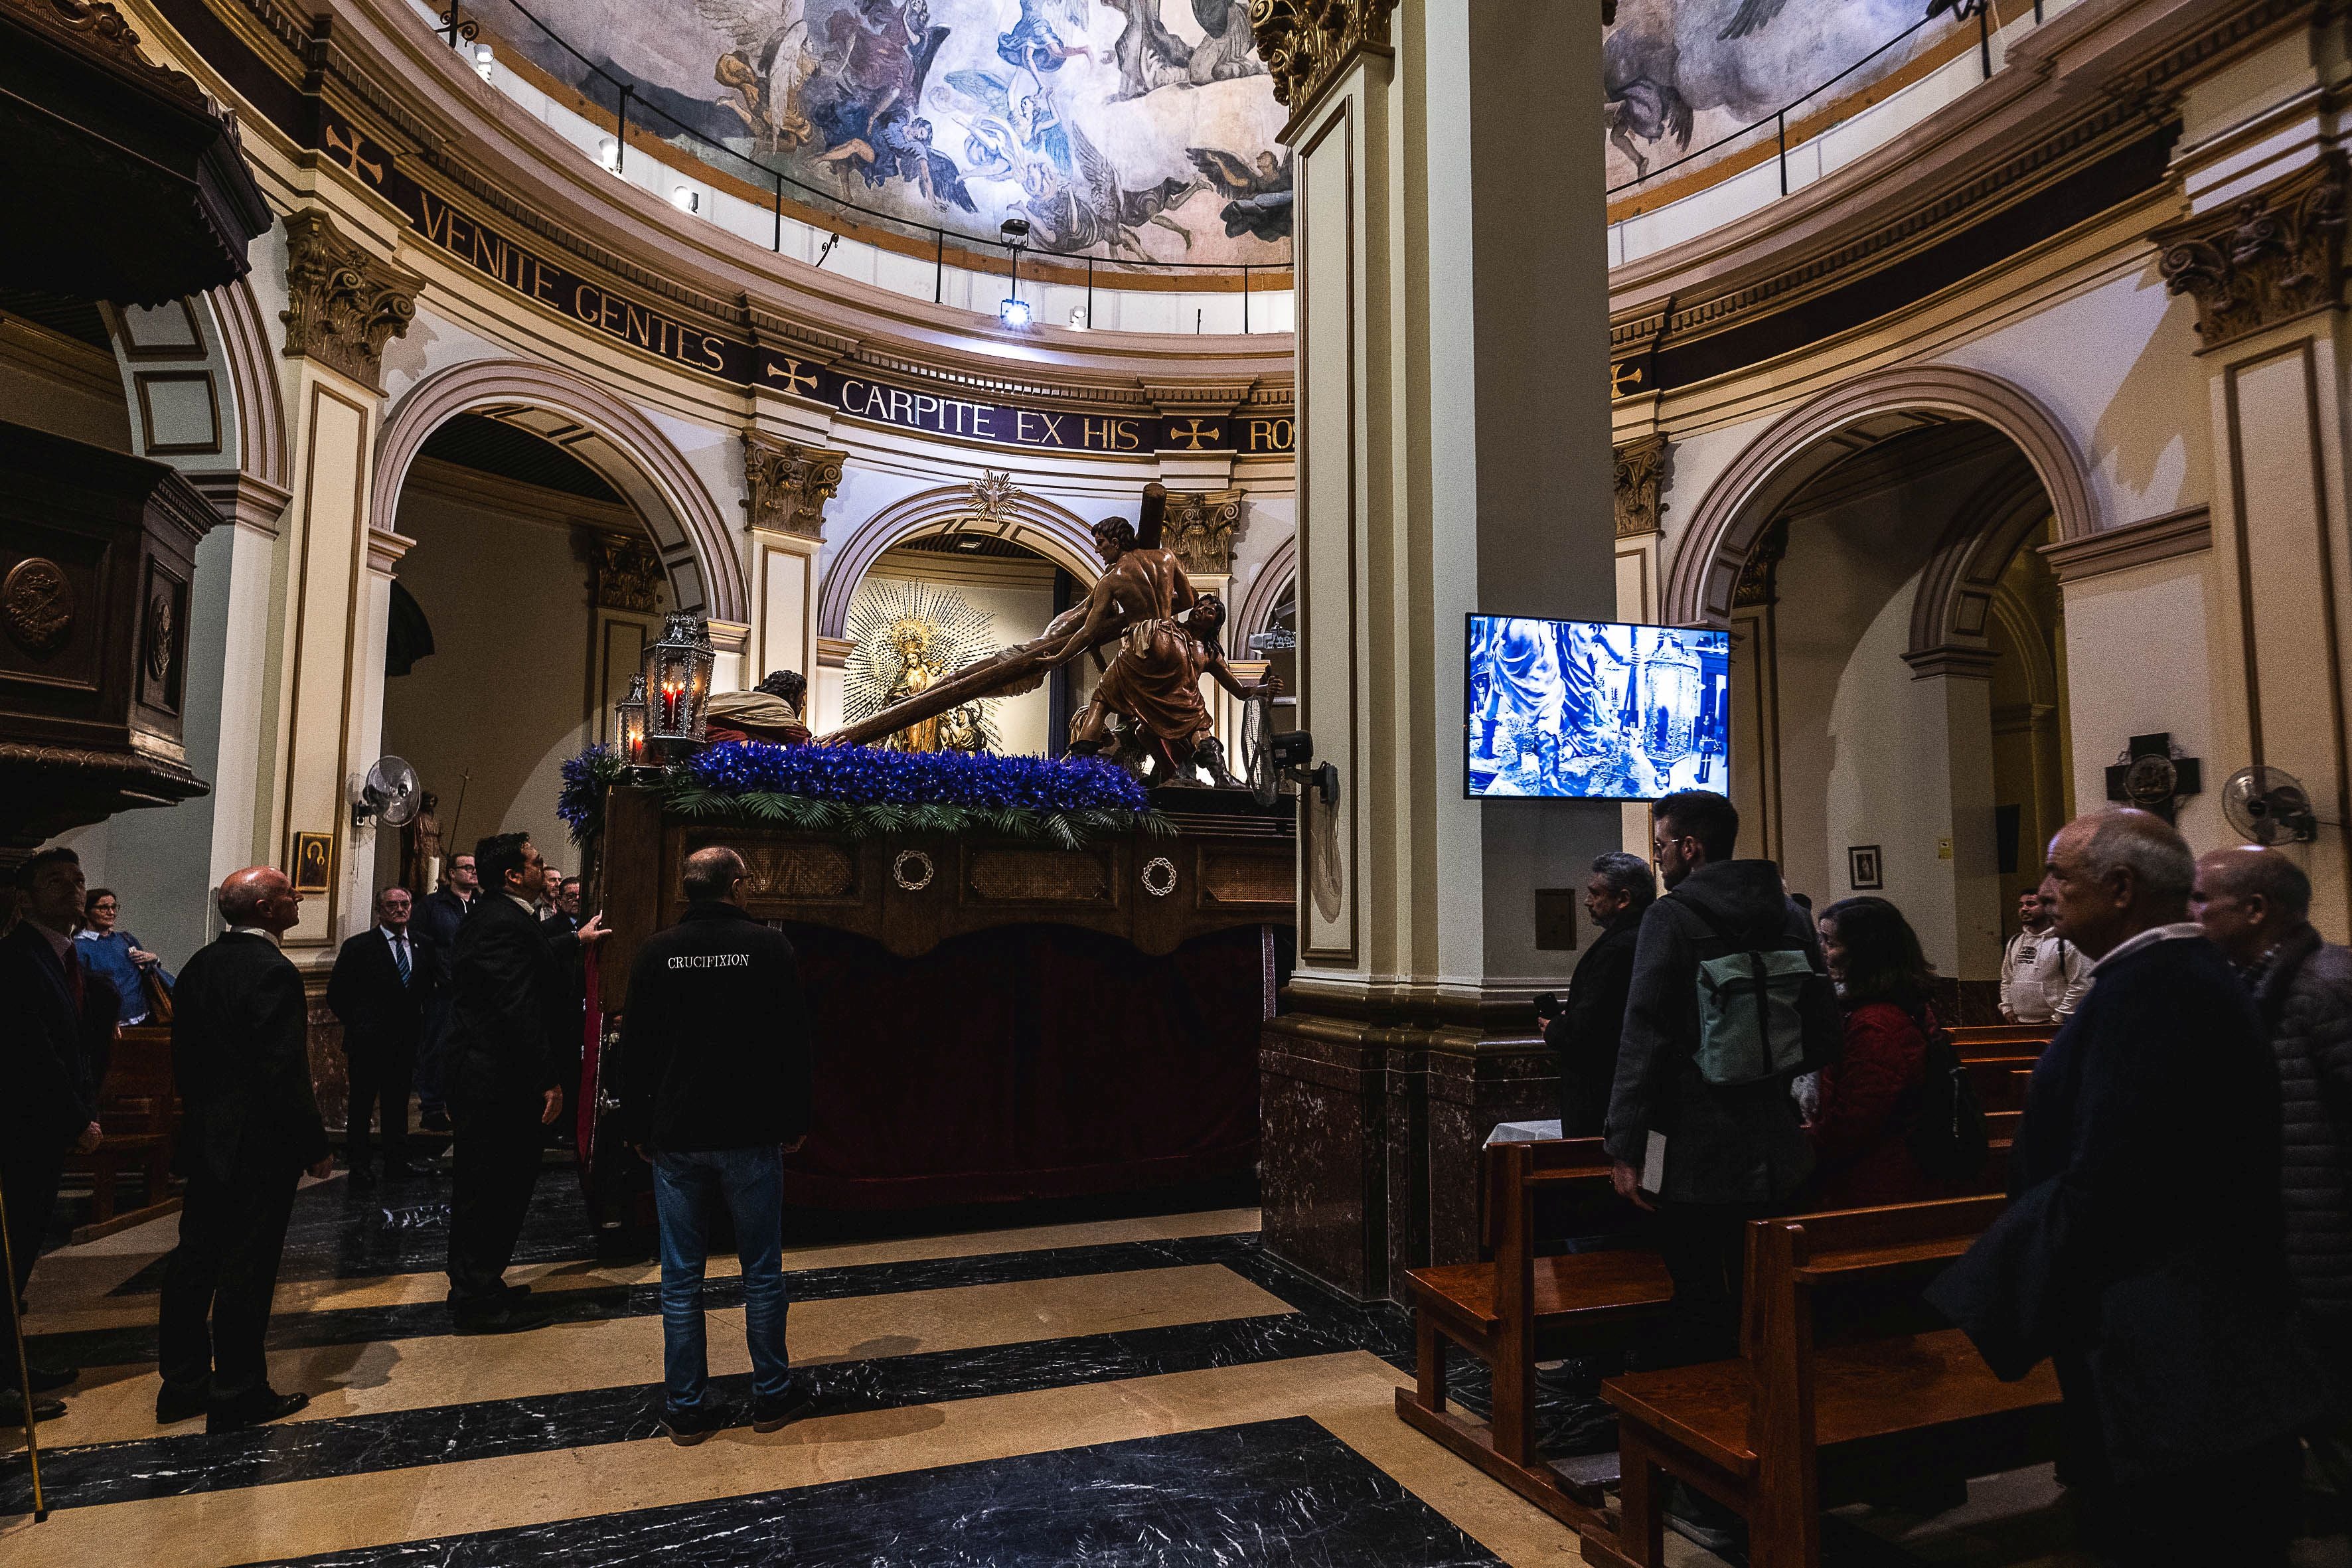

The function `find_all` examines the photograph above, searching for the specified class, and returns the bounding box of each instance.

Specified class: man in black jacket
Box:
[410,851,477,1133]
[157,866,335,1433]
[443,832,603,1332]
[1604,791,1839,1553]
[0,848,106,1424]
[1932,811,2319,1566]
[325,886,433,1186]
[2192,845,2352,1494]
[1544,850,1654,1135]
[617,845,816,1444]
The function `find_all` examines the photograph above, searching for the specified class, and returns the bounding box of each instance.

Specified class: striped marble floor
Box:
[0,1170,1607,1567]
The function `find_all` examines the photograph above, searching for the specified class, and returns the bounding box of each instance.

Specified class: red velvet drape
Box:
[775,922,1266,1208]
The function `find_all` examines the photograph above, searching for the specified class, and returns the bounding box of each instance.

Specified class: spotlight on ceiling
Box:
[597,137,621,173]
[473,43,495,80]
[1069,305,1089,331]
[672,186,700,214]
[998,296,1031,329]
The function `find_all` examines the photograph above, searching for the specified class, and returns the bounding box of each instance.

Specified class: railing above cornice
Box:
[138,0,1294,406]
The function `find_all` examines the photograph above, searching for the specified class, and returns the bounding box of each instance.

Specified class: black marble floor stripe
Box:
[37,1232,1269,1371]
[3,1244,1413,1516]
[232,1417,1505,1568]
[108,1166,594,1295]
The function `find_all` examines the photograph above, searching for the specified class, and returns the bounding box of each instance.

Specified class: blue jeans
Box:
[651,1146,791,1411]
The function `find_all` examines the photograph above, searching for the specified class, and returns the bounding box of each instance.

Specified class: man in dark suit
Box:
[0,847,105,1425]
[444,832,605,1332]
[156,865,335,1433]
[326,886,432,1187]
[1541,850,1655,1135]
[542,875,585,1150]
[410,851,477,1134]
[1931,810,2321,1567]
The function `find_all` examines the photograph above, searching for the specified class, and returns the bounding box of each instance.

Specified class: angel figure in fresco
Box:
[1099,0,1263,102]
[1185,146,1291,242]
[1182,0,1263,86]
[804,0,951,189]
[698,0,816,155]
[1020,121,1196,258]
[941,66,1074,184]
[996,0,1095,91]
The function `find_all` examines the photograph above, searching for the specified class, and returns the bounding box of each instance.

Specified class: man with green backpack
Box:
[1605,789,1842,1358]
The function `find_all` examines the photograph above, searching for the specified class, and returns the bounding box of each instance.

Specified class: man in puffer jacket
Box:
[2193,845,2352,1483]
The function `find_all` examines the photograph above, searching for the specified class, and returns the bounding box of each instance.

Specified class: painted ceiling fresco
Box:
[503,0,1290,266]
[1605,0,1936,195]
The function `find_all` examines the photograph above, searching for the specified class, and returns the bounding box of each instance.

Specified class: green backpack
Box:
[1685,901,1825,1087]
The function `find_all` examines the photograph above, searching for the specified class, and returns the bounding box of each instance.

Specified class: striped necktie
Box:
[392,933,411,986]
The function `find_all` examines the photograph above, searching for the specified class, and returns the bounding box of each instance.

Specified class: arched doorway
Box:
[366,360,737,895]
[1682,370,2093,1015]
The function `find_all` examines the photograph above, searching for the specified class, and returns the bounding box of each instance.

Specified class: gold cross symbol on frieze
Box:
[323,122,384,187]
[1169,418,1223,451]
[1610,360,1646,398]
[766,357,821,398]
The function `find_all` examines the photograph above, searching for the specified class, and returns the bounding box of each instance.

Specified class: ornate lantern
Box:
[644,611,715,755]
[613,672,649,768]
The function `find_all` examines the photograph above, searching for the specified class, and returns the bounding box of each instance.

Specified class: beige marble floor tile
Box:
[39,1263,1293,1450]
[0,1352,1540,1568]
[25,1206,1265,1334]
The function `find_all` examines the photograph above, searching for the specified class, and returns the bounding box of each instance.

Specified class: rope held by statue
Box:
[817,482,1173,751]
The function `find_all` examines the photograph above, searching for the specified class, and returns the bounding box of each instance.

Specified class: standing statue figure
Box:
[877,619,949,753]
[402,791,443,894]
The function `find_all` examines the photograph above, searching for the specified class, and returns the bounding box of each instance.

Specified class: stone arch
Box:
[1235,533,1296,645]
[206,276,289,494]
[817,483,1101,640]
[1904,459,2054,677]
[99,278,290,528]
[371,358,746,623]
[1665,364,2098,629]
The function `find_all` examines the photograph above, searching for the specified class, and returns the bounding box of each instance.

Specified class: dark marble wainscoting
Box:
[236,1417,1508,1568]
[1262,999,1555,1304]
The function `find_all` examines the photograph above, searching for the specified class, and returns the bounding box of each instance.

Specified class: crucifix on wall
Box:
[2104,732,2203,824]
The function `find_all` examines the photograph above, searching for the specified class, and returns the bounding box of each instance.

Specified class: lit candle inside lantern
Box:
[661,676,684,732]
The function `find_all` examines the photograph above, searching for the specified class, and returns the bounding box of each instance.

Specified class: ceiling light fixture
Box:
[597,137,621,173]
[998,216,1030,330]
[473,43,495,81]
[672,186,700,214]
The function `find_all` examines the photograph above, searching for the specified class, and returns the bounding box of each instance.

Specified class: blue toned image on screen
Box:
[1465,617,1731,800]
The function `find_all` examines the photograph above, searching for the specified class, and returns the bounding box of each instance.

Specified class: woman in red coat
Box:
[1809,896,1944,1210]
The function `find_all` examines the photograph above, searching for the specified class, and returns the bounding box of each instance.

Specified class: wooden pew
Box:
[1947,1022,2055,1059]
[60,1023,179,1238]
[1396,1137,1672,1535]
[1594,1196,2063,1568]
[1965,1055,2039,1113]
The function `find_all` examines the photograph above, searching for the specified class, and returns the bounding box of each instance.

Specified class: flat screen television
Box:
[1465,615,1731,800]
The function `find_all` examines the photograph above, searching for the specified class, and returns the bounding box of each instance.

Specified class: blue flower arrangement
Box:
[558,741,1165,849]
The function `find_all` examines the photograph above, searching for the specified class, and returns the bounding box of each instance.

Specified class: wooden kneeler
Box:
[1395,1136,1673,1537]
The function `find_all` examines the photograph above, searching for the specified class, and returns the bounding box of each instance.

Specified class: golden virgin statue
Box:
[876,616,949,753]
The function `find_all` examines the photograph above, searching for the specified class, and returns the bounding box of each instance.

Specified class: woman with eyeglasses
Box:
[75,888,173,1026]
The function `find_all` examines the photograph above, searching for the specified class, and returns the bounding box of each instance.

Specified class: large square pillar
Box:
[1259,1,1616,1299]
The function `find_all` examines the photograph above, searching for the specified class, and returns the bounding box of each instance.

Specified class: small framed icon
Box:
[1847,844,1883,892]
[291,830,333,896]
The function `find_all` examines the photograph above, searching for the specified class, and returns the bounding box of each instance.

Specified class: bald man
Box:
[156,866,333,1434]
[2195,846,2352,1475]
[1932,812,2318,1566]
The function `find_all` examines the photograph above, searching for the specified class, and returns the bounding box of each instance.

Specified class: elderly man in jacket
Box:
[1932,811,2319,1567]
[2193,844,2352,1491]
[157,866,336,1432]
